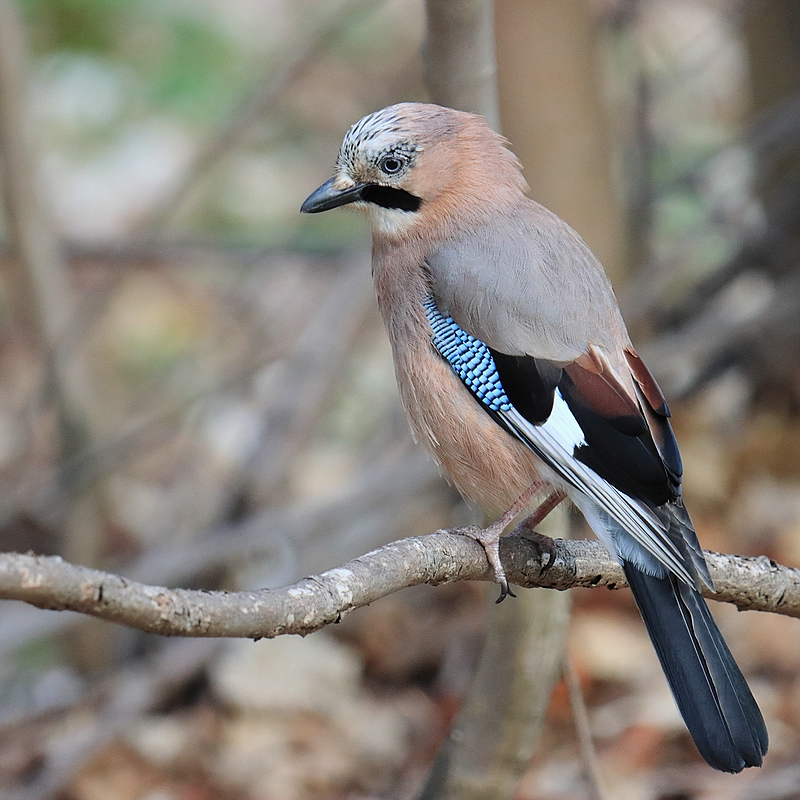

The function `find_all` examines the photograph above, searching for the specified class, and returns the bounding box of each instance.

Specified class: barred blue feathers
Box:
[424,296,512,413]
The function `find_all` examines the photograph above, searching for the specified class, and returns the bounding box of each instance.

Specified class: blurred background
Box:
[0,0,799,798]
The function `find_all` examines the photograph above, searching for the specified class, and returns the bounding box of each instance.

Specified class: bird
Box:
[300,102,768,773]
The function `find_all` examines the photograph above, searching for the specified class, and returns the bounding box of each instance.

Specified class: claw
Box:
[496,581,516,603]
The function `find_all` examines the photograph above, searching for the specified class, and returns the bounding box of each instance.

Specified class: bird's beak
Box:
[300,178,367,213]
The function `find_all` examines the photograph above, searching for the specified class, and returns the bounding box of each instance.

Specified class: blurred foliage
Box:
[13,0,426,243]
[21,0,129,52]
[20,0,242,120]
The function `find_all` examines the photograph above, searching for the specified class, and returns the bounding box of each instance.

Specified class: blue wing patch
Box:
[423,296,512,412]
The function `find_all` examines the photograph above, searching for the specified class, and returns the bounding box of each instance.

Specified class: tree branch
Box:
[0,533,797,639]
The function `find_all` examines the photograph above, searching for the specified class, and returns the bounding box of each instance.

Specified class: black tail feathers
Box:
[624,565,768,772]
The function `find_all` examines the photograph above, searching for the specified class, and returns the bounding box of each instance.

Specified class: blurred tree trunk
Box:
[420,3,570,799]
[740,1,800,398]
[744,1,800,115]
[424,0,500,124]
[0,0,110,672]
[743,0,800,211]
[495,0,629,283]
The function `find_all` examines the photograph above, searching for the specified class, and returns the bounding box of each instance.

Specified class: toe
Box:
[453,525,516,595]
[518,529,557,573]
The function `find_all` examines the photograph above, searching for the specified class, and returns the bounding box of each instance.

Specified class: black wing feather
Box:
[427,301,766,772]
[490,352,675,506]
[558,370,673,506]
[488,349,561,423]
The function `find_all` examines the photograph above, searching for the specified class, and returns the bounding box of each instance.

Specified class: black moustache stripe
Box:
[361,184,422,212]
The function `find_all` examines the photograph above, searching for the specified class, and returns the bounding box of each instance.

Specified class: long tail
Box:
[624,565,768,772]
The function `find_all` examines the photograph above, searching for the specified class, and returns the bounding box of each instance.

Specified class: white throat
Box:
[365,204,420,239]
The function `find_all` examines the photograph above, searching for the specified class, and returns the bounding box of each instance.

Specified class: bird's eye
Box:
[380,156,404,175]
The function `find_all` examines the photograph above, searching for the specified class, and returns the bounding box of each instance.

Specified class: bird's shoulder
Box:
[425,198,629,363]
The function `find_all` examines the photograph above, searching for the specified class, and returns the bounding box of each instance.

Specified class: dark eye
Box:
[380,156,404,175]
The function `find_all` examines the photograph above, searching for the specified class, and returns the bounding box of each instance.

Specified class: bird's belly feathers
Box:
[390,334,545,519]
[371,244,545,518]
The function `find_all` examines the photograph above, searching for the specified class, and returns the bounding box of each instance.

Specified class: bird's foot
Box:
[512,490,566,574]
[515,526,558,574]
[452,481,549,602]
[456,520,517,602]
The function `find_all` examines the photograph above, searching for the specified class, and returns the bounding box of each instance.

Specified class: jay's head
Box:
[301,102,527,239]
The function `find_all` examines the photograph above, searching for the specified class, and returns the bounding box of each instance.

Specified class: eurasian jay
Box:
[301,102,768,773]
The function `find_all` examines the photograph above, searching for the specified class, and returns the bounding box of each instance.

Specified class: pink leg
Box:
[457,480,546,602]
[519,490,566,531]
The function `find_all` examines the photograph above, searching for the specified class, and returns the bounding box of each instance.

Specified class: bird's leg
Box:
[456,480,545,602]
[513,490,567,573]
[518,489,566,531]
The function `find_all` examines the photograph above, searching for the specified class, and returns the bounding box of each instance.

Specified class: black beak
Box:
[300,178,367,213]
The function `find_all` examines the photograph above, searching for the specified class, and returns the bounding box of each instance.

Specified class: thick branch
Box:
[0,534,797,639]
